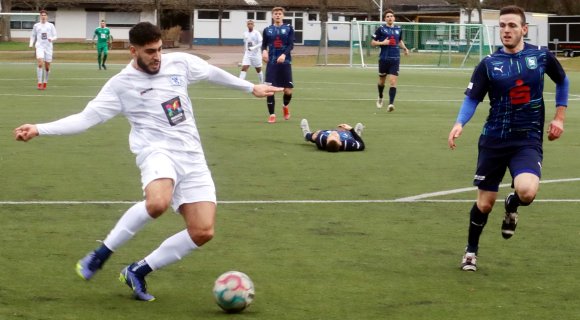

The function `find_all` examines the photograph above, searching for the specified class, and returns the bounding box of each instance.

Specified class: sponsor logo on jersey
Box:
[169,75,183,87]
[509,79,531,105]
[525,56,537,70]
[161,96,186,126]
[493,65,504,73]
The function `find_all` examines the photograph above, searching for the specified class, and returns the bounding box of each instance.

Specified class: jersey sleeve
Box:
[29,24,37,47]
[464,59,489,102]
[343,129,365,151]
[372,27,381,41]
[545,49,567,85]
[50,23,57,41]
[261,28,268,51]
[284,26,294,55]
[37,81,121,135]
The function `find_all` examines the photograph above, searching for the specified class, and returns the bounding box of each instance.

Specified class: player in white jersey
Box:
[29,10,57,90]
[239,20,264,83]
[14,22,282,302]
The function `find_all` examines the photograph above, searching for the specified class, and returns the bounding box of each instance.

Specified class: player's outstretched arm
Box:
[448,123,463,150]
[14,124,39,142]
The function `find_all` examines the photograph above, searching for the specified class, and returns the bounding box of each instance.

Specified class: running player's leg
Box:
[101,44,109,69]
[386,60,400,112]
[376,60,387,108]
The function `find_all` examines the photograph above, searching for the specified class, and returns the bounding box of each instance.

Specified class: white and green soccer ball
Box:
[213,271,255,313]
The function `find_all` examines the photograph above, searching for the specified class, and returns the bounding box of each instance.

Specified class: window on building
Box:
[198,10,230,20]
[106,12,140,27]
[247,11,266,21]
[308,13,318,21]
[10,13,45,30]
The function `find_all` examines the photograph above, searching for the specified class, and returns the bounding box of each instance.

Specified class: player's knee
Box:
[516,191,536,206]
[189,226,214,246]
[145,198,171,217]
[476,201,494,214]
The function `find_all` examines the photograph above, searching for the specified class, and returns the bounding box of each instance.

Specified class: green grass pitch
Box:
[1,61,580,320]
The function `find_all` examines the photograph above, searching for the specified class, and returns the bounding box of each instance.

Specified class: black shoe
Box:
[501,193,519,239]
[102,64,107,70]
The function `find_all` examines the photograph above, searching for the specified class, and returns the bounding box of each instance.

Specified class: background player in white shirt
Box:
[239,20,264,83]
[29,10,57,90]
[14,22,282,302]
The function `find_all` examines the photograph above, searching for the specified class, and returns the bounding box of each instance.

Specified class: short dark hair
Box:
[129,22,162,46]
[272,7,285,14]
[39,9,47,15]
[383,9,394,19]
[499,5,526,25]
[326,139,341,152]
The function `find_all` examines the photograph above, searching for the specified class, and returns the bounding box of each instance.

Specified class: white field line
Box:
[1,178,579,205]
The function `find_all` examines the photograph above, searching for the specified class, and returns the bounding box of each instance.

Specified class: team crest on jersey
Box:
[525,56,538,70]
[169,75,183,87]
[281,29,286,35]
[161,96,186,126]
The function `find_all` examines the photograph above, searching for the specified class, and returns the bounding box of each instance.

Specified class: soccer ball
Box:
[213,271,255,313]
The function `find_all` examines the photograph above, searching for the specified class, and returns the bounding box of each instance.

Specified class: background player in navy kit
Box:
[262,7,294,123]
[448,5,569,272]
[371,9,409,112]
[300,119,365,152]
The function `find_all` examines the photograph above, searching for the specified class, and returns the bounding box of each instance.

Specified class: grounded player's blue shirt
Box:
[372,24,403,60]
[262,24,294,64]
[465,43,567,140]
[312,129,365,151]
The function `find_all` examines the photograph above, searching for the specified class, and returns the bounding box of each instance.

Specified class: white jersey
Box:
[243,29,262,56]
[37,52,254,161]
[29,21,57,49]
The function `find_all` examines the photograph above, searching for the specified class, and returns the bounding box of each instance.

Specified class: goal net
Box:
[317,21,491,69]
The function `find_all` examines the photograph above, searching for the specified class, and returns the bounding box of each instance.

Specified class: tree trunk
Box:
[0,0,13,42]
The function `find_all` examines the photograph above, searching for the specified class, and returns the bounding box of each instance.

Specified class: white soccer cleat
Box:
[387,104,395,112]
[300,119,310,137]
[461,252,477,271]
[376,98,384,109]
[354,123,364,136]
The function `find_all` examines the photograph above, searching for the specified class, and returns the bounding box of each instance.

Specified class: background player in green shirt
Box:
[93,20,113,70]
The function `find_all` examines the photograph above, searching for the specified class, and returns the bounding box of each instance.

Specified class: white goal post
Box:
[317,20,540,69]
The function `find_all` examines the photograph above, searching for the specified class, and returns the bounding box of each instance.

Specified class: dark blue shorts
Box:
[378,59,399,76]
[473,136,543,192]
[265,63,294,88]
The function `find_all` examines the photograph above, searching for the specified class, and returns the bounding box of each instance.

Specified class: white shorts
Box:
[35,47,53,62]
[242,54,262,68]
[139,151,216,212]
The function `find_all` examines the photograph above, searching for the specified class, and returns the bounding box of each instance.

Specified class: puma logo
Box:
[494,66,504,73]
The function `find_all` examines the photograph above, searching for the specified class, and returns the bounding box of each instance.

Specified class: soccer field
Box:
[1,62,580,320]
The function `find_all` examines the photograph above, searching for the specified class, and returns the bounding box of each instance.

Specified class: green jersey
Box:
[94,27,111,45]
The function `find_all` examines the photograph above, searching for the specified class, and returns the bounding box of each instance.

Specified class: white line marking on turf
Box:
[1,178,579,205]
[396,178,580,201]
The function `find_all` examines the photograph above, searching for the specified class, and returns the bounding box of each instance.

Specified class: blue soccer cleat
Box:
[119,265,156,302]
[76,252,103,280]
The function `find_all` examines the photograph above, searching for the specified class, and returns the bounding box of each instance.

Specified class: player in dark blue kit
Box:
[300,119,365,152]
[371,9,409,112]
[448,5,569,271]
[262,7,294,123]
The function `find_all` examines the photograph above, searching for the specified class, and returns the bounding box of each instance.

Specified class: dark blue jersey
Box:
[262,24,294,64]
[311,129,365,151]
[465,43,567,140]
[372,24,403,60]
